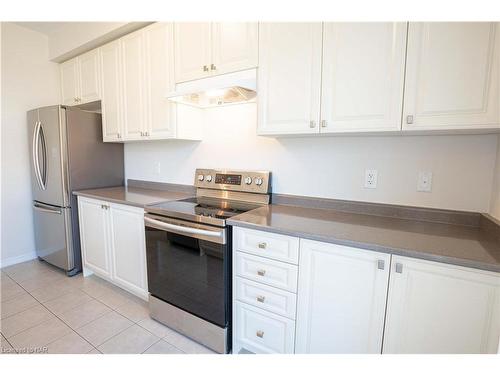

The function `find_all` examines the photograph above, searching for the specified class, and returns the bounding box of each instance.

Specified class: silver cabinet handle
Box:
[321,120,327,128]
[377,260,385,270]
[257,269,266,276]
[117,133,121,139]
[258,242,267,249]
[256,330,264,338]
[406,115,414,124]
[395,263,403,273]
[309,120,316,128]
[140,132,144,136]
[145,131,149,136]
[203,65,209,72]
[256,295,265,303]
[210,63,216,71]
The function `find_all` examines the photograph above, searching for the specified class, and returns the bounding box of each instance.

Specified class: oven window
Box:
[145,227,227,327]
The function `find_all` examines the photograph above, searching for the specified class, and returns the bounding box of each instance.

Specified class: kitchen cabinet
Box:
[383,256,500,354]
[78,197,111,279]
[60,49,101,106]
[320,23,407,133]
[295,240,391,353]
[109,203,148,298]
[257,23,322,135]
[174,22,258,83]
[403,22,500,131]
[100,40,123,141]
[77,196,148,300]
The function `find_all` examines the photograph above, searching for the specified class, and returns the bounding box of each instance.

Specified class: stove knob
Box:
[255,177,263,186]
[197,174,204,181]
[244,176,252,185]
[206,175,213,182]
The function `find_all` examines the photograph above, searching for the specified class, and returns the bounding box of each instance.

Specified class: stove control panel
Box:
[195,169,271,194]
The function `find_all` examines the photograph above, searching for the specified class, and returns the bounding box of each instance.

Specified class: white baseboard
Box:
[0,251,38,269]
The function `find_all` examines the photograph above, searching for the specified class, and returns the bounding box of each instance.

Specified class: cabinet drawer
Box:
[234,227,299,264]
[235,252,298,292]
[235,276,297,319]
[234,301,295,354]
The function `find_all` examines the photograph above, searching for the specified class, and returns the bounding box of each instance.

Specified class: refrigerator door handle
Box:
[39,122,48,189]
[33,202,62,215]
[32,121,44,190]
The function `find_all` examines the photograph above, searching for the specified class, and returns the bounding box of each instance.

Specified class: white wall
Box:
[490,135,500,220]
[1,22,61,267]
[125,104,498,213]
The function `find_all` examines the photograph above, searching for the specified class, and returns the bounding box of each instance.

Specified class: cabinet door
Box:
[295,240,391,353]
[109,203,148,299]
[403,22,500,131]
[78,198,111,278]
[60,58,79,106]
[78,49,101,104]
[321,23,406,133]
[121,31,147,140]
[144,23,176,139]
[100,41,123,141]
[383,256,500,354]
[211,22,258,76]
[174,22,211,83]
[257,23,322,135]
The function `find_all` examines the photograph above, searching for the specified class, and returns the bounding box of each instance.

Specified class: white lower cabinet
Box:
[383,256,500,354]
[232,227,500,354]
[78,196,148,300]
[295,240,391,354]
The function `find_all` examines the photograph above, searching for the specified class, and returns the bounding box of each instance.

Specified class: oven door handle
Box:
[144,217,223,238]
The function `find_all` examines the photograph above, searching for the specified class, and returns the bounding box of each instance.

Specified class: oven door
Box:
[144,214,228,328]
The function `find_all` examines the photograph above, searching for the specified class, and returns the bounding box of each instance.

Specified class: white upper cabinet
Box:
[211,23,258,76]
[321,23,407,133]
[144,22,176,139]
[174,22,211,83]
[257,23,323,135]
[60,58,80,106]
[100,40,123,141]
[295,240,391,353]
[383,256,500,354]
[78,49,101,104]
[121,31,147,140]
[403,22,500,131]
[174,22,258,83]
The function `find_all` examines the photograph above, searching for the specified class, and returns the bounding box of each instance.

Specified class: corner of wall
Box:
[489,134,500,220]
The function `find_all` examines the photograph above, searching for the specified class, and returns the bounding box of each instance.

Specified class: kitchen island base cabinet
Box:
[78,197,148,300]
[295,240,391,353]
[383,256,500,354]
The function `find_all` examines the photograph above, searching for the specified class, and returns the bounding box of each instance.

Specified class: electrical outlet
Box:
[364,169,378,189]
[417,171,432,192]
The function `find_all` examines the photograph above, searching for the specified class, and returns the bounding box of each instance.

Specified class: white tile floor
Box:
[0,259,216,354]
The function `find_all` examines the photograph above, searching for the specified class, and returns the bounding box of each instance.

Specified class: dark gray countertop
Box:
[73,186,193,208]
[227,204,500,273]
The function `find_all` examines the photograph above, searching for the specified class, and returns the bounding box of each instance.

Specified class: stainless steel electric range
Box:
[144,169,271,353]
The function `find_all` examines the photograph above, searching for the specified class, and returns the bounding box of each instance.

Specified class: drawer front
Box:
[234,227,299,264]
[235,252,298,292]
[234,301,295,354]
[235,276,297,319]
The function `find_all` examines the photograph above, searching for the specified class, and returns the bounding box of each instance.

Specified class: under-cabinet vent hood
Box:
[167,68,257,109]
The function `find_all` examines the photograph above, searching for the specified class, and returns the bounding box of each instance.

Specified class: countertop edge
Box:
[227,219,500,274]
[73,191,153,208]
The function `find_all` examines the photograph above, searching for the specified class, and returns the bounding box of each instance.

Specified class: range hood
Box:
[167,68,257,109]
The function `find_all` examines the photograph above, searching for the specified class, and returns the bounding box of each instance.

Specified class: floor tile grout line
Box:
[140,335,163,354]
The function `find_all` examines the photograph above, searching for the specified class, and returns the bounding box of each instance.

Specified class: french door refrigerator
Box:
[28,105,124,275]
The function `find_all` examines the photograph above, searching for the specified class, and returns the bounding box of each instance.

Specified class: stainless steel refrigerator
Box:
[28,105,124,275]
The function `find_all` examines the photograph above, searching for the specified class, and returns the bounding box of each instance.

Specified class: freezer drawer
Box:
[33,202,73,271]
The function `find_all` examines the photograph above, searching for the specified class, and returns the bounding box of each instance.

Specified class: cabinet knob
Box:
[210,64,216,71]
[406,115,414,124]
[321,120,327,128]
[257,269,266,276]
[309,120,316,128]
[256,295,266,303]
[256,330,264,338]
[203,65,209,72]
[258,242,267,249]
[145,131,149,136]
[117,133,121,139]
[395,263,403,273]
[377,260,385,270]
[74,97,78,103]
